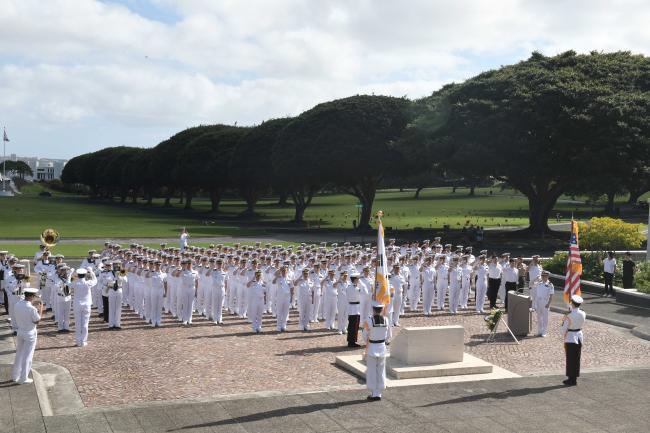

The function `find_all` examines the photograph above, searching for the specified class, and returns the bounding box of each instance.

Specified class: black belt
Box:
[568,328,582,332]
[369,339,385,344]
[349,301,360,304]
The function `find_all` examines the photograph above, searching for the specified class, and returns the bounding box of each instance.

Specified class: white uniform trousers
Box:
[310,291,321,322]
[422,284,435,314]
[366,355,387,398]
[166,282,175,315]
[536,305,550,336]
[8,293,19,330]
[237,285,247,318]
[475,280,488,313]
[323,295,338,329]
[529,286,538,310]
[56,297,72,330]
[211,287,225,323]
[448,283,461,314]
[179,288,195,324]
[175,283,185,320]
[298,298,312,330]
[391,294,402,326]
[203,285,213,319]
[460,278,471,308]
[337,295,348,333]
[409,283,421,310]
[149,289,164,326]
[108,290,123,328]
[275,295,291,331]
[74,303,91,346]
[196,281,205,315]
[250,299,264,332]
[12,332,37,382]
[436,282,447,310]
[92,284,103,313]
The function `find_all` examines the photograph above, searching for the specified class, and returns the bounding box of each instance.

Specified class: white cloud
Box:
[0,0,649,158]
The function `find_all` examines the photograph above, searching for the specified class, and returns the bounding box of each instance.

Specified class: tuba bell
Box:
[41,228,60,248]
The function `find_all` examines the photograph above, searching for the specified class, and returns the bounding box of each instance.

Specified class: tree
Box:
[229,118,293,215]
[175,126,249,211]
[412,51,650,235]
[3,160,33,179]
[276,95,410,228]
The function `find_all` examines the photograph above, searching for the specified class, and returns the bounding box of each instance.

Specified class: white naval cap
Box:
[371,300,384,309]
[23,287,40,295]
[76,268,88,276]
[570,294,584,305]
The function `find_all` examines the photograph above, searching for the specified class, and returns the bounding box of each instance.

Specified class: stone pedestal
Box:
[507,292,532,336]
[390,325,464,365]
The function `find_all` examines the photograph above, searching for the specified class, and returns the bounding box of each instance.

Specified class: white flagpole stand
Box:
[485,315,520,344]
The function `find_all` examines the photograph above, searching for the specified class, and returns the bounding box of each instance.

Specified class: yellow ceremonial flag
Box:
[373,212,391,306]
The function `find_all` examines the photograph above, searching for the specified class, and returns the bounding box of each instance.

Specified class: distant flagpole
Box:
[2,127,8,192]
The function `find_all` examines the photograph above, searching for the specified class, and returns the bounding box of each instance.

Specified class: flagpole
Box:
[2,127,6,192]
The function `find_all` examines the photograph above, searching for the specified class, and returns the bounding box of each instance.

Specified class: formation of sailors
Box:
[0,237,557,348]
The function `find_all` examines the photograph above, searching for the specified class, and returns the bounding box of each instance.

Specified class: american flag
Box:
[563,219,582,303]
[2,129,8,142]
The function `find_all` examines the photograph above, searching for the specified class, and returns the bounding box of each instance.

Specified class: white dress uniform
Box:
[248,279,268,332]
[321,277,338,329]
[528,263,543,310]
[421,265,436,315]
[474,262,489,313]
[406,263,421,311]
[210,269,228,323]
[296,278,314,330]
[12,297,40,383]
[448,265,461,314]
[108,273,126,328]
[435,263,449,310]
[6,274,25,332]
[388,273,406,326]
[72,270,97,346]
[365,314,391,399]
[460,263,472,309]
[308,270,324,322]
[336,280,350,333]
[34,260,55,308]
[148,270,166,327]
[533,279,554,336]
[274,276,292,331]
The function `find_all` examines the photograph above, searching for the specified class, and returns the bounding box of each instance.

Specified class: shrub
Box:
[577,217,644,251]
[634,261,650,294]
[543,251,622,284]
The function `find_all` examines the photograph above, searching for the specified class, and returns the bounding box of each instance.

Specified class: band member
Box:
[12,287,43,384]
[72,267,97,347]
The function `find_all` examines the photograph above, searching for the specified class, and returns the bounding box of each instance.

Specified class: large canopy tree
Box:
[276,95,410,228]
[175,125,250,211]
[413,51,650,235]
[229,118,293,215]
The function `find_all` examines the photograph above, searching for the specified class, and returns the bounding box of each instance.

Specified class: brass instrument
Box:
[40,228,60,248]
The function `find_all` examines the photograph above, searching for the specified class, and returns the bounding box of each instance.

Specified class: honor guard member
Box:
[12,287,43,384]
[474,255,489,313]
[247,270,268,333]
[420,257,436,315]
[72,267,97,347]
[54,265,73,332]
[209,258,228,324]
[295,268,314,331]
[272,265,293,332]
[364,300,391,401]
[533,271,554,337]
[561,294,586,386]
[346,273,363,347]
[388,264,406,326]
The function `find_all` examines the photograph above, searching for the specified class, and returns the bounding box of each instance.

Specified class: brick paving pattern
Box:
[21,302,650,407]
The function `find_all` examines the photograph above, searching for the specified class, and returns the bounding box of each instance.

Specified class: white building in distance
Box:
[0,154,68,180]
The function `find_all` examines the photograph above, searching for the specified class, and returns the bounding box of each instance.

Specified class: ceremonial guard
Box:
[561,295,586,386]
[364,301,391,401]
[532,270,554,337]
[388,263,406,326]
[12,287,43,384]
[72,267,97,347]
[346,273,363,347]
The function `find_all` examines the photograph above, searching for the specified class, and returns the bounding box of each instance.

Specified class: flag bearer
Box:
[364,300,391,401]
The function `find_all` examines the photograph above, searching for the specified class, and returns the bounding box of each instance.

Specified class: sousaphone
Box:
[40,228,60,248]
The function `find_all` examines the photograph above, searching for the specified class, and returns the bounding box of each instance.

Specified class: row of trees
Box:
[63,51,650,234]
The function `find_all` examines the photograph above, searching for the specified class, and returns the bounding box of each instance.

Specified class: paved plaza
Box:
[17,300,650,407]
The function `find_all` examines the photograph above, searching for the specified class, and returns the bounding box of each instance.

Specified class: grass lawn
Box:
[0,185,625,243]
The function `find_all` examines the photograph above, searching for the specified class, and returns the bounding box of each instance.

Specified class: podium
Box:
[507,292,532,336]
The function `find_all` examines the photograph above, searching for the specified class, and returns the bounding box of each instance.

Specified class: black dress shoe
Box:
[348,343,361,348]
[563,379,577,386]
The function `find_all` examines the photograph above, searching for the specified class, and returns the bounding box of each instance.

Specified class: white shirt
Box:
[488,263,502,279]
[561,307,586,344]
[180,233,189,250]
[14,299,40,336]
[604,258,616,274]
[72,272,97,306]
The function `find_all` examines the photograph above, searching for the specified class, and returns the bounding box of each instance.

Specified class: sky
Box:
[1,0,650,160]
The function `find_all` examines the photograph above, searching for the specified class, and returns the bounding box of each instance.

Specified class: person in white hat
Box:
[561,294,586,386]
[6,263,29,333]
[363,300,391,401]
[294,268,314,331]
[533,270,554,337]
[527,255,543,311]
[12,287,43,384]
[247,270,268,333]
[346,273,363,347]
[71,267,97,347]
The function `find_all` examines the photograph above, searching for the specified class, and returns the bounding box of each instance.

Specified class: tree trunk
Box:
[178,190,184,205]
[469,185,476,196]
[240,187,257,215]
[525,187,563,236]
[184,190,193,210]
[146,189,153,205]
[164,188,173,207]
[627,189,645,205]
[604,191,615,214]
[210,189,222,213]
[452,185,457,193]
[290,186,317,223]
[131,190,137,204]
[278,191,289,206]
[346,176,379,230]
[414,187,424,200]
